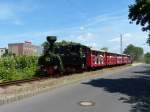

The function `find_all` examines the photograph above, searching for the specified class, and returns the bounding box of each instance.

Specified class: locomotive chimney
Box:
[47,36,57,44]
[46,36,57,53]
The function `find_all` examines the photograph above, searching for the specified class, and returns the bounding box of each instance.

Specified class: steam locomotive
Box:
[38,36,132,76]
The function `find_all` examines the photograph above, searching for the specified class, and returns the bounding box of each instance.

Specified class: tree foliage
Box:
[101,47,108,52]
[128,0,150,45]
[123,44,144,61]
[42,40,82,54]
[0,56,38,82]
[42,40,81,47]
[144,52,150,63]
[2,49,13,57]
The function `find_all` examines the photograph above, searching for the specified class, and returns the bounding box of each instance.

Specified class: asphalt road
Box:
[0,64,150,112]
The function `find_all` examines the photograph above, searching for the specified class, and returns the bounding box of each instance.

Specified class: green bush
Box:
[0,56,38,82]
[144,53,150,64]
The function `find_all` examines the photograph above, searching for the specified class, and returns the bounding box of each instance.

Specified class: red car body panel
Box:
[86,49,132,68]
[86,50,106,68]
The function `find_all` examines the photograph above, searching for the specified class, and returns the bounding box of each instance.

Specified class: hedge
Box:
[0,56,38,82]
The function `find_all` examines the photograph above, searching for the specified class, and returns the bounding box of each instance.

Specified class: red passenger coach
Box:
[86,50,106,68]
[106,53,118,66]
[86,49,132,69]
[122,55,128,64]
[116,54,123,65]
[127,55,133,64]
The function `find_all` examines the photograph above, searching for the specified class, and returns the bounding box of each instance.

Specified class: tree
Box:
[123,44,144,61]
[101,47,108,52]
[128,0,150,45]
[42,40,82,54]
[144,52,150,63]
[41,41,49,54]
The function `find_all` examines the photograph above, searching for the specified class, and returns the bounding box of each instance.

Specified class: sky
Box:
[0,0,149,53]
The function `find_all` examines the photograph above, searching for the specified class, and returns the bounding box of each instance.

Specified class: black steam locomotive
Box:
[38,36,90,76]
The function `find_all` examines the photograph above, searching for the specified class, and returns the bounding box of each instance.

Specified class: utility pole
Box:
[120,34,123,54]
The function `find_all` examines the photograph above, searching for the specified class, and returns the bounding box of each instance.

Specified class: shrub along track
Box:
[0,64,138,105]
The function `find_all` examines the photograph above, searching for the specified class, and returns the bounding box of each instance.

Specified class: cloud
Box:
[109,37,120,42]
[79,26,85,30]
[76,33,100,49]
[90,42,99,50]
[0,3,16,20]
[85,9,127,27]
[109,33,133,43]
[123,33,132,38]
[0,2,36,25]
[101,27,113,33]
[77,33,95,41]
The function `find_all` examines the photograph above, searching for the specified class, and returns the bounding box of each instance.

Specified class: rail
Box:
[0,77,49,87]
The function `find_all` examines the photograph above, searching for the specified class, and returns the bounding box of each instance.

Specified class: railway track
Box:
[0,77,49,87]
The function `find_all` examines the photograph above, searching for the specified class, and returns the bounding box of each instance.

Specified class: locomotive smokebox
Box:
[47,36,57,44]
